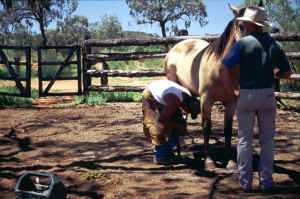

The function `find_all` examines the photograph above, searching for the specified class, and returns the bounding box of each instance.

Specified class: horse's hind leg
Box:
[224,101,237,156]
[201,98,213,156]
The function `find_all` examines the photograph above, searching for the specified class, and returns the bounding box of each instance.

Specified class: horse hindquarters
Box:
[164,39,209,94]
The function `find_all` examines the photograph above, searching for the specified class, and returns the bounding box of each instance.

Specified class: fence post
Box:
[83,45,91,102]
[26,48,31,97]
[101,61,108,86]
[77,46,82,95]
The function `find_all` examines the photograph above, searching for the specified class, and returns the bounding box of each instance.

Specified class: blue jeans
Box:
[154,132,177,160]
[237,88,276,189]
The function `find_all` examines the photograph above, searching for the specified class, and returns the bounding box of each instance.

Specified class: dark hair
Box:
[183,96,200,119]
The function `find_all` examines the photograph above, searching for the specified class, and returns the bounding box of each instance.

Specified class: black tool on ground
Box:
[15,171,66,199]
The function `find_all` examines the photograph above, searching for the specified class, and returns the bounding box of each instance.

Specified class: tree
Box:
[125,0,207,37]
[0,10,18,45]
[98,14,123,39]
[56,15,89,45]
[0,0,78,46]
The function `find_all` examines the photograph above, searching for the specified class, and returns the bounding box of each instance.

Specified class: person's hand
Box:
[234,89,239,97]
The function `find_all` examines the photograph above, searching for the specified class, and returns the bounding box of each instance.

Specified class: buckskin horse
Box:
[164,4,250,161]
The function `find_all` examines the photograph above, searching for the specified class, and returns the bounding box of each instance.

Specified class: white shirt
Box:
[147,79,191,105]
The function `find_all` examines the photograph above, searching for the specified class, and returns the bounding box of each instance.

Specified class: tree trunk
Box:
[160,21,167,37]
[39,21,47,46]
[160,21,168,50]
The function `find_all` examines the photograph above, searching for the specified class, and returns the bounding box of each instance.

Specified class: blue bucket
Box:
[15,171,66,199]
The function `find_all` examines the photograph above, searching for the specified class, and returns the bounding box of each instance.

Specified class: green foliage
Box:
[127,61,137,70]
[135,46,145,52]
[125,0,207,37]
[80,91,142,105]
[0,86,38,107]
[55,15,89,45]
[122,30,158,38]
[81,170,107,181]
[97,14,123,39]
[107,61,127,70]
[1,0,79,45]
[143,58,164,70]
[0,65,27,79]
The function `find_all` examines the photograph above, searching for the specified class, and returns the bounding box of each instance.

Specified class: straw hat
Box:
[236,6,271,27]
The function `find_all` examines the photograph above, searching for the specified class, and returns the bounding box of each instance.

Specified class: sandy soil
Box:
[0,100,299,199]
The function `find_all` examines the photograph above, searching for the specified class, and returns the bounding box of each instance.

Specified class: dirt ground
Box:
[0,99,300,199]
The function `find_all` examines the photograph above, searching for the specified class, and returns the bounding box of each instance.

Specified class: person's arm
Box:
[159,93,187,134]
[274,42,292,79]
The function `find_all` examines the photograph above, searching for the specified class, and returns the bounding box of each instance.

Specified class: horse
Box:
[164,4,249,161]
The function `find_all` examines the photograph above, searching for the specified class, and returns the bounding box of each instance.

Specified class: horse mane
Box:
[204,7,245,60]
[205,20,237,60]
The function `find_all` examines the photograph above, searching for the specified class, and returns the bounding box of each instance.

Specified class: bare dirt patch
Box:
[0,102,299,199]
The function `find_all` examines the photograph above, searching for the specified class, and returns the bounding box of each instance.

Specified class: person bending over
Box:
[142,79,200,165]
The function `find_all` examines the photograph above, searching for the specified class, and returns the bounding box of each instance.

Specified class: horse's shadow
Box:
[186,143,237,169]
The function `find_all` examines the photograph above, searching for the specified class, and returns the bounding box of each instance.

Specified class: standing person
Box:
[142,79,200,165]
[221,6,292,191]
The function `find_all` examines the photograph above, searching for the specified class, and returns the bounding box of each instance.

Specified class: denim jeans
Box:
[154,132,177,160]
[237,88,276,189]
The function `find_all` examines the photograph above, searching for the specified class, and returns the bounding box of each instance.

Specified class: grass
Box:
[76,91,142,106]
[0,86,39,108]
[81,170,107,181]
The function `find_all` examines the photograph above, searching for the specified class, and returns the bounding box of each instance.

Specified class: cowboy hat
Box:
[236,6,271,27]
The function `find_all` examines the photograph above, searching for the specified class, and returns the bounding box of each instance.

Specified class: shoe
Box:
[153,157,174,165]
[260,186,276,194]
[240,185,252,193]
[153,155,180,165]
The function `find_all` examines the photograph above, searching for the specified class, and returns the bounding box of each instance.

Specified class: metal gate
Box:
[37,45,82,97]
[0,46,31,97]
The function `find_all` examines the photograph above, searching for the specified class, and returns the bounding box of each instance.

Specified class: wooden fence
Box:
[83,32,300,99]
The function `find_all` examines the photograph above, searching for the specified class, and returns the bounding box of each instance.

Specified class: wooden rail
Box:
[85,51,300,63]
[85,70,300,99]
[84,32,300,47]
[86,69,165,77]
[275,92,300,99]
[82,32,300,101]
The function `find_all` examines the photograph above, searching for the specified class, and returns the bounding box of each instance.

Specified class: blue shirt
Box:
[222,32,291,89]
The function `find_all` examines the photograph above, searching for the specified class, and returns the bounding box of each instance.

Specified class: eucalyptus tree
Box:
[98,14,123,39]
[56,15,89,45]
[0,9,18,45]
[0,0,78,46]
[125,0,207,37]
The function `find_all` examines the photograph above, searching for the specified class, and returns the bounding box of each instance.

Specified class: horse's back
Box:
[164,39,209,96]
